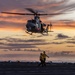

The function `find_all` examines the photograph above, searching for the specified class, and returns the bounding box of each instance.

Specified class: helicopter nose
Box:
[37,27,40,30]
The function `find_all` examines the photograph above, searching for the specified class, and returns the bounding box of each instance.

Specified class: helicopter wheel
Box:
[29,32,32,35]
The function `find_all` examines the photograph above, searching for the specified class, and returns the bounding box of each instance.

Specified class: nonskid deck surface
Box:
[0,62,75,75]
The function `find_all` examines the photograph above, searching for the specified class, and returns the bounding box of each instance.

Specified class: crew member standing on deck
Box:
[38,53,44,67]
[42,51,49,66]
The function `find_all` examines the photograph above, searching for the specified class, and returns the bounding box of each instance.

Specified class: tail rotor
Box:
[46,22,53,33]
[49,22,52,32]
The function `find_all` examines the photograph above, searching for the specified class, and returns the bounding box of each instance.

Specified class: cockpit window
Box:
[32,20,36,23]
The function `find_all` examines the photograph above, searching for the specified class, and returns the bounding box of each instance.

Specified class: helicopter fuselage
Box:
[26,15,43,33]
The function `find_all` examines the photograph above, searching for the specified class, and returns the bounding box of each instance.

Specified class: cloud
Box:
[0,0,75,15]
[67,45,75,47]
[55,51,72,56]
[67,37,75,41]
[48,0,75,13]
[0,17,26,24]
[0,0,75,30]
[1,37,45,43]
[56,34,70,39]
[0,21,24,28]
[48,51,75,57]
[50,42,64,44]
[66,37,75,44]
[8,48,43,52]
[0,42,4,45]
[0,54,38,58]
[66,41,75,44]
[0,37,49,50]
[0,44,35,50]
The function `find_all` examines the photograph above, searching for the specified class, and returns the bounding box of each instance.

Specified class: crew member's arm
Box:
[46,54,49,58]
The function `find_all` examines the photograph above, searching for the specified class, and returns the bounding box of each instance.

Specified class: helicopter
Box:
[1,8,63,35]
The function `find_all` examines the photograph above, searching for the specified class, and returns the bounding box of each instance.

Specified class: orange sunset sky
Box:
[0,0,75,62]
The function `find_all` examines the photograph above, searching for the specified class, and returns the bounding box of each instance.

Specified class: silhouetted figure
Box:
[38,53,44,67]
[42,51,49,66]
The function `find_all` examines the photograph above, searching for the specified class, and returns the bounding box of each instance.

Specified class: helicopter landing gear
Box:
[25,30,33,35]
[29,32,33,35]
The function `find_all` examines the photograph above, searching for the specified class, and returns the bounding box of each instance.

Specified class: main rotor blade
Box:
[25,8,37,14]
[37,13,65,15]
[1,12,34,15]
[1,12,65,16]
